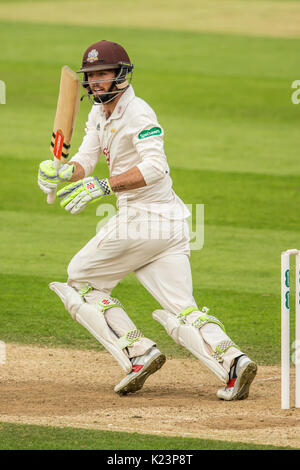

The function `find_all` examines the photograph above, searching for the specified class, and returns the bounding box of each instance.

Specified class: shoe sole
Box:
[234,361,258,400]
[116,353,166,396]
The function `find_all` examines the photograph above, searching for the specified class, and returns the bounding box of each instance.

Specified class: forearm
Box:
[68,162,85,181]
[108,166,146,192]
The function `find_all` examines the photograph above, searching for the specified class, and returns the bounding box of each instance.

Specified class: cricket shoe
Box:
[114,346,166,396]
[217,354,257,401]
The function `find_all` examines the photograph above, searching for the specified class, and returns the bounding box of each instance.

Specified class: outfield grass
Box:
[1,0,300,38]
[0,422,294,450]
[1,19,299,365]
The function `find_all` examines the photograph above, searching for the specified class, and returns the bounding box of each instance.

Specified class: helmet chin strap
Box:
[116,80,129,90]
[80,91,121,105]
[94,93,118,104]
[94,82,118,104]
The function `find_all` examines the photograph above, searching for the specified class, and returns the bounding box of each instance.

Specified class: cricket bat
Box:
[47,65,81,204]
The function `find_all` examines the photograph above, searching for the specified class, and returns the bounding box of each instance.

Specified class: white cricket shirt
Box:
[70,85,190,219]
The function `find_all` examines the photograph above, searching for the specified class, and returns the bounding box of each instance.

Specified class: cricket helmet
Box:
[78,40,133,103]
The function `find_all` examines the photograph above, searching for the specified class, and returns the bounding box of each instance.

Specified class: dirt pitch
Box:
[0,343,299,449]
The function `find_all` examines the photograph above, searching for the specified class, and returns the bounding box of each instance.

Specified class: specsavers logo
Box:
[138,127,162,139]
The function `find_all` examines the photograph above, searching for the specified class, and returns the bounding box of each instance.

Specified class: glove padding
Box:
[38,160,75,194]
[57,176,112,214]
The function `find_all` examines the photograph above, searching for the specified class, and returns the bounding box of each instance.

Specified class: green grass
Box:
[0,1,299,450]
[1,20,299,366]
[0,271,280,362]
[0,422,294,450]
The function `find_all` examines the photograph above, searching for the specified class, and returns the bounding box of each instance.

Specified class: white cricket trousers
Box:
[67,208,194,312]
[67,207,240,371]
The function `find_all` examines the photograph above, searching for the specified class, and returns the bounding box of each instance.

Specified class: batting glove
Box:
[38,160,75,194]
[57,176,112,214]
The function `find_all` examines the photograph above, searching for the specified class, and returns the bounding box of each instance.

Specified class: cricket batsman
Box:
[38,40,257,400]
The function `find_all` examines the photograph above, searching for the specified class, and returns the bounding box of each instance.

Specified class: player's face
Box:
[87,70,116,97]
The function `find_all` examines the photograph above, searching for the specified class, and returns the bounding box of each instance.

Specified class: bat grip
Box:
[47,158,61,204]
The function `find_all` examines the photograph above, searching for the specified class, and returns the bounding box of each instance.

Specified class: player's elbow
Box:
[137,156,169,186]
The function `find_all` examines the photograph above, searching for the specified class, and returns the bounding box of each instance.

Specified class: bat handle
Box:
[47,158,61,205]
[47,189,57,205]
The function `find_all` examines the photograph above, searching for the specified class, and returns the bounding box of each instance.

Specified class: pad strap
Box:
[95,297,123,312]
[192,314,225,332]
[78,283,93,298]
[78,284,123,311]
[176,306,199,324]
[177,306,225,332]
[212,340,239,363]
[118,329,144,349]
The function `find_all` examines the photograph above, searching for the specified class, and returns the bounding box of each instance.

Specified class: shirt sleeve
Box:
[130,111,170,185]
[69,106,101,177]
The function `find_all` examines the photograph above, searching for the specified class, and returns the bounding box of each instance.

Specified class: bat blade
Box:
[47,65,81,204]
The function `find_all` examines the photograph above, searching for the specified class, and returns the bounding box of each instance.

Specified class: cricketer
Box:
[38,40,257,399]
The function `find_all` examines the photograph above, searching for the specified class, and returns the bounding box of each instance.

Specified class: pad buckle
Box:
[192,313,225,332]
[78,283,93,299]
[177,306,226,332]
[176,306,199,324]
[95,297,122,313]
[118,329,144,349]
[212,340,239,363]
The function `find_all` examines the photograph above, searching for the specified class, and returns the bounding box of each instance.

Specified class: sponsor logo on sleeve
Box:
[138,127,162,139]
